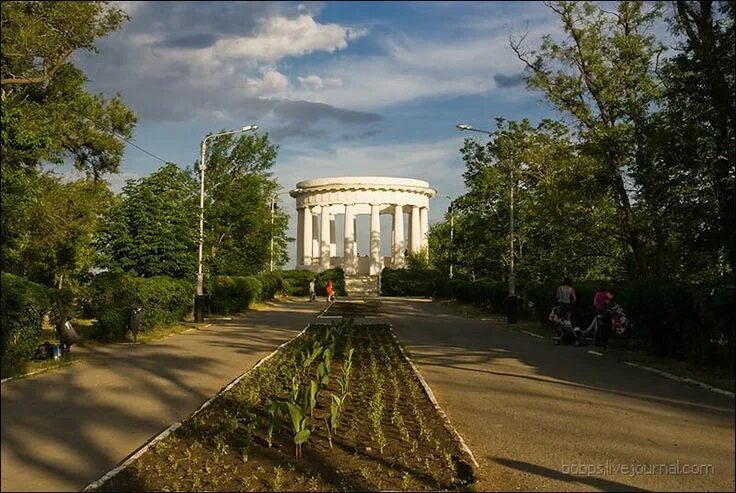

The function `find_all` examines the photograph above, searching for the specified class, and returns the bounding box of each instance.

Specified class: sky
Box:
[75,0,568,267]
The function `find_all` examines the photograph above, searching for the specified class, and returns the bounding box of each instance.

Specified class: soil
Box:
[96,322,476,492]
[323,301,384,318]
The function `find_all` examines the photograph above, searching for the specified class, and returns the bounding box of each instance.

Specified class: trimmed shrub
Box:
[1,273,51,364]
[88,273,194,341]
[380,268,444,297]
[281,268,346,297]
[207,273,285,315]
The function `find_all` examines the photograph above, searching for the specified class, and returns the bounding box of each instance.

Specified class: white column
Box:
[370,204,381,275]
[330,215,337,257]
[410,205,421,252]
[392,205,405,268]
[298,208,310,267]
[344,204,356,275]
[320,206,331,271]
[353,217,358,257]
[420,207,429,250]
[312,214,319,263]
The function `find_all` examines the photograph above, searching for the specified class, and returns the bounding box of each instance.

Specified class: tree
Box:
[2,174,114,288]
[200,132,291,275]
[98,164,198,278]
[1,1,136,177]
[1,1,137,287]
[511,1,666,278]
[431,118,623,283]
[651,1,735,277]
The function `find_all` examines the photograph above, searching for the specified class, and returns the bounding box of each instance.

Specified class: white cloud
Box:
[282,20,562,110]
[245,67,291,96]
[215,14,367,62]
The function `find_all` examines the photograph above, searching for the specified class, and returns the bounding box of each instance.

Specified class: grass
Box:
[1,318,201,381]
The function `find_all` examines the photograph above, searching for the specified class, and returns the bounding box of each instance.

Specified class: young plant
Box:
[286,402,311,460]
[265,396,283,448]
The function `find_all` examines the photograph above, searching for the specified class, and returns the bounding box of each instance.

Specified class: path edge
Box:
[388,326,481,473]
[81,324,311,492]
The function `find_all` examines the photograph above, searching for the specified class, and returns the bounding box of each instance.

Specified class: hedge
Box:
[452,277,736,368]
[88,273,194,341]
[206,273,286,315]
[1,273,51,364]
[380,268,444,297]
[281,268,346,297]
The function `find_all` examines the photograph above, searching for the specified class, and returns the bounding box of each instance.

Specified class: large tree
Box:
[1,1,136,287]
[201,132,290,275]
[511,1,666,278]
[651,1,735,277]
[97,163,199,279]
[431,118,622,283]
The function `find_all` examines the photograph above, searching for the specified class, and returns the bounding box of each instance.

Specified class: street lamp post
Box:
[269,191,290,272]
[456,123,517,323]
[195,124,258,322]
[439,194,455,279]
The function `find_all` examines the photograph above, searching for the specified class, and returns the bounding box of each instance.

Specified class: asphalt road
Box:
[1,300,320,492]
[384,298,735,492]
[2,297,733,492]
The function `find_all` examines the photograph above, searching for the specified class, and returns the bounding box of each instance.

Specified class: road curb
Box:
[81,324,311,492]
[1,360,76,384]
[389,327,481,472]
[622,361,734,399]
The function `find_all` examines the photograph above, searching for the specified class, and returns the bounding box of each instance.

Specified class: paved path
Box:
[383,298,735,492]
[1,299,321,492]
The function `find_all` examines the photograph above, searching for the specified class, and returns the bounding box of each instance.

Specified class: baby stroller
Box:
[549,305,586,346]
[582,304,629,347]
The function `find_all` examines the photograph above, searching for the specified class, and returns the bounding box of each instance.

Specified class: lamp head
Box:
[242,125,258,132]
[456,124,472,131]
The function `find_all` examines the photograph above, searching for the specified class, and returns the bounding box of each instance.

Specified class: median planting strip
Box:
[86,319,476,491]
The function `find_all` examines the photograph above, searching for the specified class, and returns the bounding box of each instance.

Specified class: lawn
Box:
[94,319,476,491]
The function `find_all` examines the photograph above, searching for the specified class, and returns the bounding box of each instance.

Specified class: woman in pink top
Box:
[592,286,613,348]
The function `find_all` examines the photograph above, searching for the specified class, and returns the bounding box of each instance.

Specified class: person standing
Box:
[556,277,577,323]
[309,278,316,302]
[592,285,614,348]
[326,280,334,302]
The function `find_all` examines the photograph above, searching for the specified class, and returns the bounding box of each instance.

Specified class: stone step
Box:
[345,275,380,297]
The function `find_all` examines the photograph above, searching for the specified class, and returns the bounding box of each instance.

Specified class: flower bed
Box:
[94,320,475,491]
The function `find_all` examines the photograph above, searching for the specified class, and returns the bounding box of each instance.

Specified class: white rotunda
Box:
[290,177,437,276]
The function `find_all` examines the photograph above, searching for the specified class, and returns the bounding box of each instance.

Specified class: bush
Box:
[207,273,285,315]
[380,268,444,296]
[281,268,346,297]
[1,273,51,364]
[88,273,193,341]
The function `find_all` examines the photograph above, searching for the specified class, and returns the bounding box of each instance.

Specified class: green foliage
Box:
[511,1,666,278]
[97,163,198,279]
[0,273,51,364]
[406,247,431,270]
[205,273,284,315]
[281,268,346,296]
[2,174,114,287]
[1,1,136,177]
[201,132,290,275]
[87,273,193,341]
[380,268,444,297]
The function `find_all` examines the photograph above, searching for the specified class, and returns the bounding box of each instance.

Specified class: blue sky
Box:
[76,1,566,266]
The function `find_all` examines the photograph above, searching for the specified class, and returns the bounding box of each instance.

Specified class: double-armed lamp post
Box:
[195,125,258,322]
[456,123,517,323]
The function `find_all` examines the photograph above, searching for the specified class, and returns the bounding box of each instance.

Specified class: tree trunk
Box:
[612,160,648,278]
